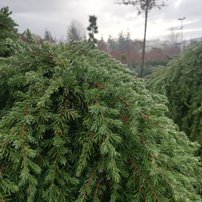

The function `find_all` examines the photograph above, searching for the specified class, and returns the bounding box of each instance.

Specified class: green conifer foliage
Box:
[147,43,202,156]
[0,42,201,201]
[87,15,98,47]
[0,7,18,57]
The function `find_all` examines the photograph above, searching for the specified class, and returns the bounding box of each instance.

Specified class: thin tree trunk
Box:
[140,5,149,77]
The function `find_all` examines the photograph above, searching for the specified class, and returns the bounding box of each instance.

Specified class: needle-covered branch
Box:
[0,41,201,201]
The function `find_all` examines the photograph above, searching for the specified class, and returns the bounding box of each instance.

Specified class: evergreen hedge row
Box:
[0,42,201,201]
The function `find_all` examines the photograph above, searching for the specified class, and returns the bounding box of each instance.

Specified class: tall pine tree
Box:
[116,0,166,77]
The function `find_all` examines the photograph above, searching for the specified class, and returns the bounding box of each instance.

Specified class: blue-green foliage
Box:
[0,41,201,201]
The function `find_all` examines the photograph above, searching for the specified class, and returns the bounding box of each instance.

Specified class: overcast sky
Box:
[1,0,202,41]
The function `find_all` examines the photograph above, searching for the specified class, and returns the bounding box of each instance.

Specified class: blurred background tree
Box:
[0,7,18,57]
[87,15,98,47]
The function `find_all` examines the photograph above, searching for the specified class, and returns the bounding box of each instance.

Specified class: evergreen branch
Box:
[130,159,160,202]
[0,40,201,201]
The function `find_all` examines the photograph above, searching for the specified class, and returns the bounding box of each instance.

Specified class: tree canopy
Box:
[0,41,201,201]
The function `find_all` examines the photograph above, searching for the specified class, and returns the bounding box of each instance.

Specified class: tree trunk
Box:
[140,5,149,77]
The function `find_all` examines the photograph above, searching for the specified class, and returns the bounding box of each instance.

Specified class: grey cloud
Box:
[1,0,202,40]
[1,0,68,13]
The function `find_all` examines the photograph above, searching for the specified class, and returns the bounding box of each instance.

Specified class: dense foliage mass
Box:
[147,43,202,156]
[0,7,18,57]
[0,42,201,201]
